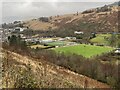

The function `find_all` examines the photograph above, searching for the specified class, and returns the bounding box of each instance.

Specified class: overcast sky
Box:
[1,0,118,23]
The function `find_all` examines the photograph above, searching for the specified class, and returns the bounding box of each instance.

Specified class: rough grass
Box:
[2,50,81,88]
[1,49,111,88]
[53,44,113,58]
[90,34,111,45]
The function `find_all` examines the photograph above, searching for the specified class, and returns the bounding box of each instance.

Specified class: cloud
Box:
[1,0,118,2]
[0,2,2,24]
[1,0,117,23]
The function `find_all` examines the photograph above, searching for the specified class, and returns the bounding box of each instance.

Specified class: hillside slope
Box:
[1,49,111,89]
[23,5,118,33]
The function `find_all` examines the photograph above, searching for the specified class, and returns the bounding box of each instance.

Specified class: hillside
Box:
[23,5,118,33]
[1,49,111,88]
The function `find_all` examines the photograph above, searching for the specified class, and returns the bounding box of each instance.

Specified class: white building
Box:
[115,48,120,54]
[14,27,24,32]
[74,31,84,34]
[41,39,54,43]
[58,38,65,41]
[65,37,76,40]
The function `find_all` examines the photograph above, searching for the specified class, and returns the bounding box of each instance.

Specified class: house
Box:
[25,38,37,44]
[20,34,27,39]
[41,39,54,43]
[58,38,65,41]
[14,27,24,32]
[74,31,84,34]
[65,37,76,40]
[0,28,3,31]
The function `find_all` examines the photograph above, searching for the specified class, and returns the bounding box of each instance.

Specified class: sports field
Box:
[47,41,66,46]
[53,44,113,58]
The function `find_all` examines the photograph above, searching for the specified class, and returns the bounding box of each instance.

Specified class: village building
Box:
[14,27,27,32]
[40,39,54,43]
[65,37,76,40]
[74,31,84,34]
[115,48,120,54]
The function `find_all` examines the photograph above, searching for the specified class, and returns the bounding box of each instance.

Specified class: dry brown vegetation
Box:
[1,49,112,89]
[24,19,57,31]
[23,6,118,33]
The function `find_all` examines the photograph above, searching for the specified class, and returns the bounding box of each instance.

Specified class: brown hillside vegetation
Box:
[24,19,57,31]
[23,6,118,33]
[1,49,111,89]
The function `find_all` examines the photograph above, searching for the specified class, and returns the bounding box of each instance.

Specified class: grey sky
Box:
[1,0,118,23]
